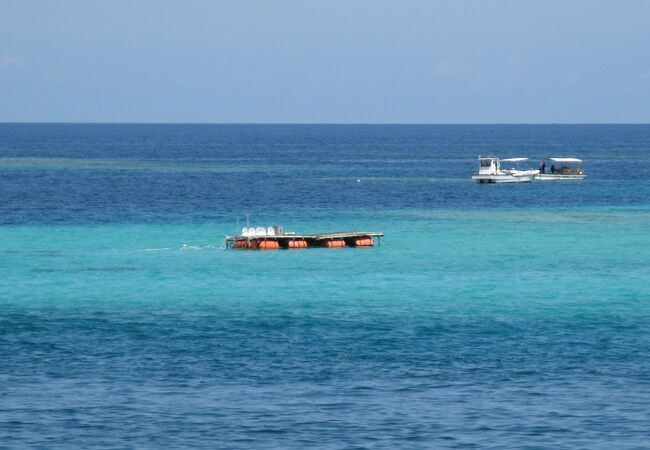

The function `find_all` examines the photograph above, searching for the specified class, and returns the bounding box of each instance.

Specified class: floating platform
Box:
[225,231,383,250]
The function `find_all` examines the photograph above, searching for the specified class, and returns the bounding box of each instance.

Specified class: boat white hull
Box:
[472,174,535,183]
[536,174,586,181]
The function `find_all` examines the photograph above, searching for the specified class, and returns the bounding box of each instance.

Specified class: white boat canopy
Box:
[550,157,582,163]
[501,158,529,162]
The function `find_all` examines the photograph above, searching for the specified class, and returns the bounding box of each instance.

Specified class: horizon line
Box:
[1,121,649,126]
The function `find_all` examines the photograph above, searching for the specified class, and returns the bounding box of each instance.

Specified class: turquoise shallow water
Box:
[3,210,650,448]
[2,124,650,448]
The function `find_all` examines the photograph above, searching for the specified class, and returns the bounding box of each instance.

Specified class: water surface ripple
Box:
[1,124,650,448]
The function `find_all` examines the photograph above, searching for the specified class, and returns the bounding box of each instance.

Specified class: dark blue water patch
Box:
[1,123,649,162]
[1,124,649,225]
[2,309,650,448]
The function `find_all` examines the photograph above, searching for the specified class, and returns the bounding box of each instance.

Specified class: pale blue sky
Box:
[2,0,649,123]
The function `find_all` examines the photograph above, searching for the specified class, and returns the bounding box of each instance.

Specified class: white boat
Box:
[536,158,586,180]
[472,156,539,183]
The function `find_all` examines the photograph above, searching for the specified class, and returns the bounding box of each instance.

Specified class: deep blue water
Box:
[1,124,650,448]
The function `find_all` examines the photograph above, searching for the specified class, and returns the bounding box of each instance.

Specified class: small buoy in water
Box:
[357,178,361,183]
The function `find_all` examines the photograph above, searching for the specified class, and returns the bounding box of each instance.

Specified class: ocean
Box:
[1,124,650,448]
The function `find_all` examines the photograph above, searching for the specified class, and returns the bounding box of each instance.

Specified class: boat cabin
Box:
[477,156,501,175]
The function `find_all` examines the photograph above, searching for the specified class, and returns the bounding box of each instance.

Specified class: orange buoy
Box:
[325,239,346,248]
[258,240,280,250]
[354,237,374,247]
[288,240,308,249]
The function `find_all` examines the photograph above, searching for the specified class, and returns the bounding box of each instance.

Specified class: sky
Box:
[1,0,649,123]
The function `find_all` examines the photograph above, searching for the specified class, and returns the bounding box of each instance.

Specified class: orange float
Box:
[354,237,374,247]
[288,240,308,249]
[234,239,259,249]
[258,240,280,250]
[325,239,346,248]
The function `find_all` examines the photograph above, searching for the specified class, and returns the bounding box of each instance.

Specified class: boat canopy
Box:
[502,158,529,162]
[550,158,582,163]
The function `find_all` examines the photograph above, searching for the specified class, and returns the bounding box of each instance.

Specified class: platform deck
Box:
[224,231,383,249]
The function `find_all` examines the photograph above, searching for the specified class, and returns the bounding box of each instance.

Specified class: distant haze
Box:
[2,0,649,123]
